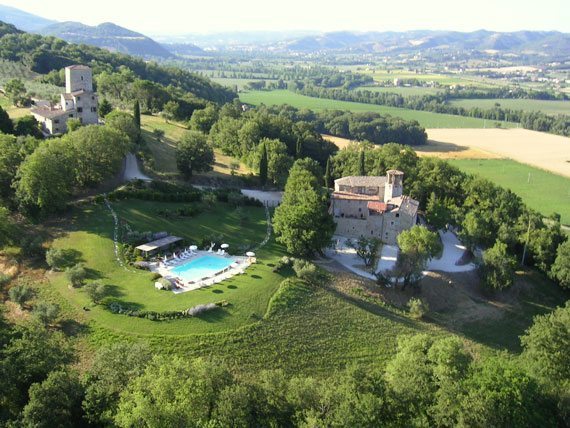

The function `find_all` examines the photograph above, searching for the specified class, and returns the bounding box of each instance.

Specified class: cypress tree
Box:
[133,100,141,130]
[324,157,332,188]
[295,138,303,159]
[358,150,366,176]
[259,143,268,186]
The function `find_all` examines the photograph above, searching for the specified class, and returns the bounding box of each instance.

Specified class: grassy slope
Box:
[354,86,443,96]
[43,199,569,375]
[449,159,570,225]
[140,114,251,177]
[48,200,282,335]
[450,98,570,116]
[239,90,516,129]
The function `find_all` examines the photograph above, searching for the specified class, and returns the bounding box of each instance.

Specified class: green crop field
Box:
[212,77,277,90]
[354,86,443,96]
[450,98,570,116]
[240,90,517,128]
[449,159,570,225]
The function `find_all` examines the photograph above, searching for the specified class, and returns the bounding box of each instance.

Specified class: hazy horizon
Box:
[1,0,569,36]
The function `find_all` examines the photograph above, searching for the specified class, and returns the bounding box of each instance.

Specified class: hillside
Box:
[0,20,235,104]
[39,21,173,59]
[0,4,56,32]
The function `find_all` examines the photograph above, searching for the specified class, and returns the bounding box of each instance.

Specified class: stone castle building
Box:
[330,170,419,245]
[31,65,98,135]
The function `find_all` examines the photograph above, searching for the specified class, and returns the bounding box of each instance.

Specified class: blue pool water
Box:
[170,255,234,282]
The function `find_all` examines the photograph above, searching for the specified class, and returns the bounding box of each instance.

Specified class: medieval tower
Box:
[384,170,404,201]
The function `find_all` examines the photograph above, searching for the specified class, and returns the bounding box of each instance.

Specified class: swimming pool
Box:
[169,255,234,282]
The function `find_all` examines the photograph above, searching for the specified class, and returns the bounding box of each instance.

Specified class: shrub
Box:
[292,259,325,285]
[0,273,11,286]
[150,273,162,281]
[203,192,217,207]
[185,303,217,317]
[45,248,72,271]
[33,302,60,325]
[84,281,110,304]
[20,235,45,258]
[273,256,293,273]
[157,277,173,291]
[407,297,429,319]
[8,284,34,307]
[66,263,88,287]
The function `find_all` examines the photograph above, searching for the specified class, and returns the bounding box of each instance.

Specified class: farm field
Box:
[449,159,570,225]
[240,90,516,128]
[427,128,570,178]
[354,86,443,96]
[212,77,277,90]
[450,98,570,116]
[0,95,31,119]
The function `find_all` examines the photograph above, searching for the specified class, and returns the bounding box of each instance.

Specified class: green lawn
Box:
[43,198,569,375]
[450,98,570,116]
[240,90,516,129]
[449,159,570,225]
[49,200,285,335]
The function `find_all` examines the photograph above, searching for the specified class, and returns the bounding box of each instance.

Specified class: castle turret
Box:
[384,170,404,201]
[65,65,93,93]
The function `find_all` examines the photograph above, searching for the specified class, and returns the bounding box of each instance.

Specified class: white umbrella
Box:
[221,244,229,249]
[246,251,255,257]
[190,245,198,251]
[163,255,167,262]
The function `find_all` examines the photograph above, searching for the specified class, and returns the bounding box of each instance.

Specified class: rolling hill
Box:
[0,4,56,32]
[39,21,173,58]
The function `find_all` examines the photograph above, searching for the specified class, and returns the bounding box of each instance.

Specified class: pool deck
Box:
[150,251,253,293]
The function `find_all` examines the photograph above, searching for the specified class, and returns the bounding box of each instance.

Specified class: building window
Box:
[77,107,83,113]
[54,119,59,124]
[358,208,362,212]
[77,96,81,101]
[81,76,84,81]
[69,114,73,118]
[91,107,97,112]
[391,221,394,226]
[371,230,374,235]
[395,213,400,218]
[91,96,95,100]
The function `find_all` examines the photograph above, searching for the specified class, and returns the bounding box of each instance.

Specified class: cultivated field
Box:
[212,77,277,90]
[240,90,516,128]
[353,86,443,96]
[450,98,570,116]
[449,159,570,225]
[426,128,570,178]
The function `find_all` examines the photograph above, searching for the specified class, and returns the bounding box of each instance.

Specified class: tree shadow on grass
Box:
[85,267,105,280]
[227,285,237,289]
[194,307,230,323]
[57,249,85,269]
[212,289,224,294]
[251,275,262,279]
[104,284,125,298]
[59,319,91,337]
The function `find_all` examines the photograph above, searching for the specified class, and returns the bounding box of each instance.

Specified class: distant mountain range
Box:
[0,4,205,59]
[277,30,570,56]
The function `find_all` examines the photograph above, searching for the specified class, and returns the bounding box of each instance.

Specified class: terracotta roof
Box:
[30,107,72,119]
[367,201,388,212]
[62,93,73,100]
[70,89,89,96]
[387,196,419,216]
[335,176,387,187]
[332,191,381,201]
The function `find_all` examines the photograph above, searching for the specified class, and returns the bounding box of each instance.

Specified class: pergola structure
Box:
[135,236,183,257]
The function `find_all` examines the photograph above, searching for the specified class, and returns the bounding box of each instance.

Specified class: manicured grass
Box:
[49,200,284,335]
[449,159,570,225]
[450,98,570,116]
[140,114,251,176]
[239,90,516,129]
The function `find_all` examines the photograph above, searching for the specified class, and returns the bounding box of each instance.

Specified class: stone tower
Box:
[384,170,404,201]
[65,65,93,93]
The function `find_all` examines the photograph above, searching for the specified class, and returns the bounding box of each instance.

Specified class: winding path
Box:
[123,153,151,182]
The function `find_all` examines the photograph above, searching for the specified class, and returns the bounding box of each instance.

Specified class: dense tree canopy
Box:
[273,159,335,256]
[176,131,215,178]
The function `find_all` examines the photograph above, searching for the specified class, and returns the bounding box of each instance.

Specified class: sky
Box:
[3,0,570,35]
